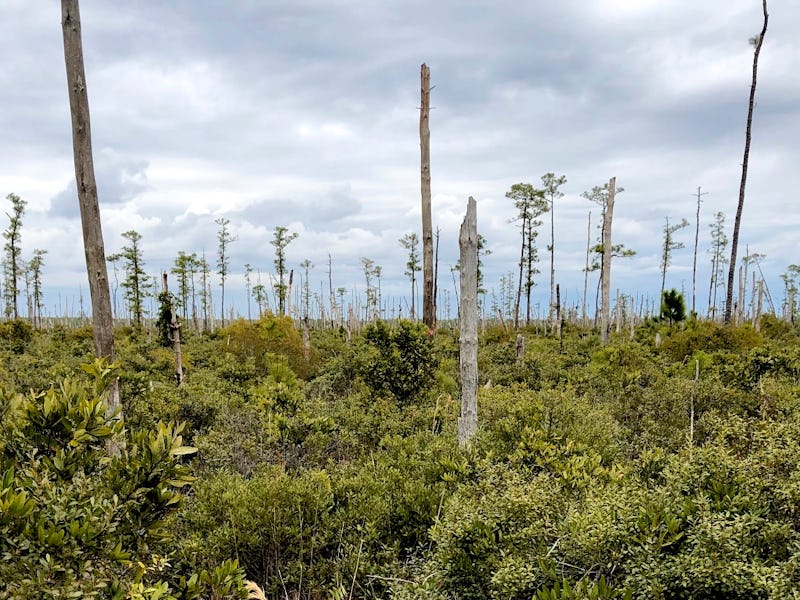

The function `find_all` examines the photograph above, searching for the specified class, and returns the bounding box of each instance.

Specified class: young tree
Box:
[107,230,152,330]
[660,217,690,303]
[270,226,298,316]
[708,211,728,319]
[661,289,687,326]
[199,252,211,330]
[28,249,47,328]
[541,172,567,325]
[505,183,548,328]
[419,63,435,330]
[252,280,266,319]
[399,232,421,318]
[4,193,26,319]
[61,0,120,429]
[215,217,236,327]
[726,0,769,324]
[171,250,196,321]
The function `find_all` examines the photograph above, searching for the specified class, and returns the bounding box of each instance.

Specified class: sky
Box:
[1,0,798,321]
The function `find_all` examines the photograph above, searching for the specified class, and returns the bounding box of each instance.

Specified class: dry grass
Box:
[244,580,267,600]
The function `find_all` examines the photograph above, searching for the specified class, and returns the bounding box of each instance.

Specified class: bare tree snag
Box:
[61,0,121,418]
[582,211,591,327]
[726,0,768,324]
[420,63,435,331]
[600,178,616,343]
[691,186,707,315]
[458,197,478,447]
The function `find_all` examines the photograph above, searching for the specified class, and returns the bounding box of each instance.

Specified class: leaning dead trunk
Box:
[420,63,436,330]
[600,178,616,343]
[61,0,122,421]
[458,197,478,447]
[725,0,769,324]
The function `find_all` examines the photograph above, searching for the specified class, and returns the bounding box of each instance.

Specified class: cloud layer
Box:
[1,0,797,318]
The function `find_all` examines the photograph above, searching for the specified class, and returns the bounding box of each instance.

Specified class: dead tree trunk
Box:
[162,273,184,386]
[600,178,616,343]
[582,211,591,327]
[692,186,707,315]
[420,63,436,331]
[61,0,121,418]
[725,0,769,324]
[458,197,478,447]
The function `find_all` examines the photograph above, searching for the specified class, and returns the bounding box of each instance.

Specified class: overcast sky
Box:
[1,0,798,320]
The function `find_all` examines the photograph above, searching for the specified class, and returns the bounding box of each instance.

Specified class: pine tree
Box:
[505,183,548,328]
[107,230,152,330]
[271,226,298,316]
[215,217,237,327]
[4,193,26,319]
[660,217,690,303]
[399,232,421,319]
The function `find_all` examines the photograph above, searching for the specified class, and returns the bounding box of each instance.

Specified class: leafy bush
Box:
[0,360,247,599]
[357,319,438,404]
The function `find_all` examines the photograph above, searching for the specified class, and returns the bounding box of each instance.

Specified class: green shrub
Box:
[357,319,438,405]
[0,360,246,599]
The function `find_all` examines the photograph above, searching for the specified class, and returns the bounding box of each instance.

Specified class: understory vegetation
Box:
[3,314,800,598]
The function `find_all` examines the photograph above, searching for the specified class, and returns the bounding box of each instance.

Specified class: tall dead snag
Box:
[726,0,768,324]
[458,197,478,447]
[600,177,616,343]
[420,63,436,331]
[61,0,121,415]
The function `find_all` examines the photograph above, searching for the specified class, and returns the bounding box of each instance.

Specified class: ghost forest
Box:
[5,1,800,599]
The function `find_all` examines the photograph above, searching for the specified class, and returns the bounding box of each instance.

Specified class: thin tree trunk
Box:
[600,178,616,343]
[582,211,591,327]
[420,64,435,330]
[754,279,764,330]
[549,196,555,329]
[434,227,440,323]
[514,217,526,330]
[692,186,706,315]
[458,197,478,447]
[725,0,768,324]
[61,0,121,423]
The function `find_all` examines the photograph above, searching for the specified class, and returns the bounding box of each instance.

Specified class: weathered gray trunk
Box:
[458,197,478,447]
[420,64,435,330]
[600,178,616,343]
[61,0,121,417]
[582,211,591,326]
[726,0,769,324]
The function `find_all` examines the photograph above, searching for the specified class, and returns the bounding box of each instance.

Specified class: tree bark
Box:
[600,178,615,343]
[420,64,436,330]
[514,216,526,330]
[725,0,768,324]
[61,0,121,416]
[549,196,555,328]
[582,211,591,327]
[691,186,706,315]
[458,197,478,447]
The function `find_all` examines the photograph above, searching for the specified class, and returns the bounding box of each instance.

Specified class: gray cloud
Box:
[48,149,150,218]
[1,0,798,315]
